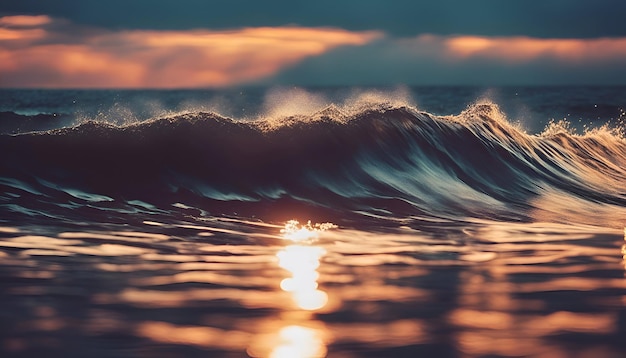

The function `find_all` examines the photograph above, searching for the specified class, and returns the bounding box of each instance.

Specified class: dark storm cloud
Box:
[2,0,626,38]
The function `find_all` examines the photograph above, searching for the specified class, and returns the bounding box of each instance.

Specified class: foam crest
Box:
[262,87,329,119]
[342,86,415,112]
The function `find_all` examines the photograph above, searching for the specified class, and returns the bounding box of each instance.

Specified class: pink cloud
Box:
[0,16,51,43]
[0,15,381,88]
[0,15,53,27]
[444,35,626,63]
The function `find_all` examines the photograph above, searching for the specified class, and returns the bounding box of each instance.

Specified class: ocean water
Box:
[1,86,625,357]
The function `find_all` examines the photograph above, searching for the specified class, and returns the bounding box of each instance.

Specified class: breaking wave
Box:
[1,101,625,227]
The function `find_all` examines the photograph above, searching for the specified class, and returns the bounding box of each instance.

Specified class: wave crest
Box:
[1,102,625,226]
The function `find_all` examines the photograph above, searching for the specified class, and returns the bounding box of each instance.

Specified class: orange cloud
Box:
[445,35,626,63]
[0,28,46,41]
[0,15,50,42]
[0,15,380,88]
[0,15,53,27]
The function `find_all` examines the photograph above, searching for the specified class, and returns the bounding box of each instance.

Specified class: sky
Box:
[1,0,626,88]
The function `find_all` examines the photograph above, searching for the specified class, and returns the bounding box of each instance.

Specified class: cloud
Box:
[0,15,52,42]
[2,15,625,88]
[442,36,626,63]
[0,15,381,88]
[0,15,53,27]
[270,34,626,86]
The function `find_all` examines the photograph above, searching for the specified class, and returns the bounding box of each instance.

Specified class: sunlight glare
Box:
[277,245,328,310]
[280,220,336,242]
[277,220,335,310]
[270,325,327,358]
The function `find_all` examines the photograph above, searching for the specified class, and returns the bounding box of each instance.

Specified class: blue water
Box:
[0,86,625,357]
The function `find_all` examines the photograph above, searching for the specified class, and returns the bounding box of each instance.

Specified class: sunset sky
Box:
[1,0,626,88]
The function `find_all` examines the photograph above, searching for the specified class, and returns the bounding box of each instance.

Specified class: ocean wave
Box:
[1,102,625,226]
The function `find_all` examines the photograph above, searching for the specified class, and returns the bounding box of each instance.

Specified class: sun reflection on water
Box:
[277,245,328,310]
[251,220,334,357]
[277,220,334,311]
[270,325,327,358]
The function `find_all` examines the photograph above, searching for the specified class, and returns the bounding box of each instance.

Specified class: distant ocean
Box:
[1,86,625,357]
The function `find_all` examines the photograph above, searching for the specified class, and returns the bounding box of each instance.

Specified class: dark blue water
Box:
[1,87,625,357]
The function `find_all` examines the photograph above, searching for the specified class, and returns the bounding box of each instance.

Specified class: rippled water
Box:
[1,214,625,357]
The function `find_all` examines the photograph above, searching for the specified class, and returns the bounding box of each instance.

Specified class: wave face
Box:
[1,102,625,227]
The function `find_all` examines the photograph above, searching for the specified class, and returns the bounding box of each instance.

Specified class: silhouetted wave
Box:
[1,103,625,226]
